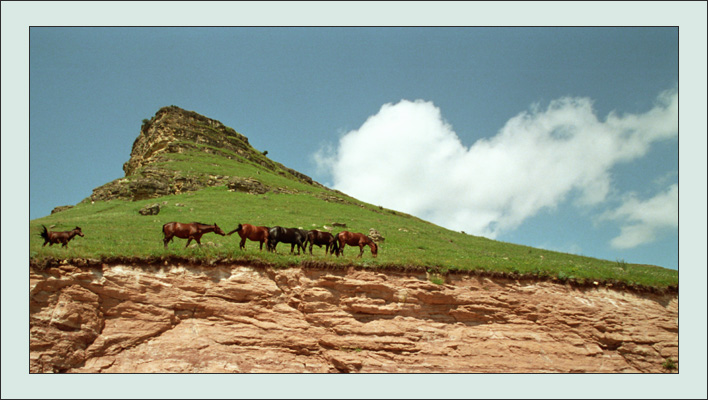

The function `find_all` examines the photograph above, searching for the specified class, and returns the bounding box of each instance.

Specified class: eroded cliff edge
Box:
[30,262,678,373]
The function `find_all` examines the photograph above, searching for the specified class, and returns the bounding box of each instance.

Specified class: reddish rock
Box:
[29,264,678,373]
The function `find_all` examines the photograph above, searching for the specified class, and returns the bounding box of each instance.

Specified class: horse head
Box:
[74,227,85,237]
[214,223,226,236]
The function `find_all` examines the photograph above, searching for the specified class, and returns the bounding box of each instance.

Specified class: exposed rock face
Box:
[123,106,253,176]
[51,205,74,214]
[87,106,318,202]
[226,177,269,195]
[30,263,678,373]
[368,228,385,243]
[138,203,161,216]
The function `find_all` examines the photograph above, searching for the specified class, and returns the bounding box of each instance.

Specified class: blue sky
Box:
[26,25,681,269]
[3,2,707,398]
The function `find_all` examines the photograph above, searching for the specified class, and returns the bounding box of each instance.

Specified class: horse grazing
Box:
[40,225,84,247]
[304,230,337,255]
[268,226,308,254]
[334,231,378,258]
[227,223,270,251]
[162,222,226,249]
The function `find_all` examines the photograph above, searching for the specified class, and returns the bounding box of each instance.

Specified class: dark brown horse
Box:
[227,223,270,251]
[304,230,337,255]
[40,225,84,247]
[162,222,226,248]
[334,231,378,258]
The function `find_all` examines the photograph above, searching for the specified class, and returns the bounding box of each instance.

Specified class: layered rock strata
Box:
[30,262,678,373]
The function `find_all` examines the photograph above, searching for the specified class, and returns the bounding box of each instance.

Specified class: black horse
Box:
[304,230,338,255]
[267,226,308,254]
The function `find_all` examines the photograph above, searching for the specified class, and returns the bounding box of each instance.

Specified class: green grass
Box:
[662,357,677,372]
[30,148,678,290]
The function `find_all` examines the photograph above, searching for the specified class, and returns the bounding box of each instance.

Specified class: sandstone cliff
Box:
[30,261,678,373]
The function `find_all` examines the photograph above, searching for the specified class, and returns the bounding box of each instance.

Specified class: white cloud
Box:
[315,89,678,240]
[603,184,678,249]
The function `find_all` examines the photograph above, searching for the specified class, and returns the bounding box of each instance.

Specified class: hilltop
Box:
[89,105,322,202]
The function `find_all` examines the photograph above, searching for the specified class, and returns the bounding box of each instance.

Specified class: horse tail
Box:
[227,224,243,236]
[332,232,341,256]
[40,225,49,241]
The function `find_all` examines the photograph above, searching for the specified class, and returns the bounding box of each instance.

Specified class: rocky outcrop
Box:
[86,106,320,203]
[51,205,74,214]
[123,106,254,177]
[368,228,385,243]
[89,168,272,202]
[226,177,269,195]
[138,203,161,216]
[29,262,678,373]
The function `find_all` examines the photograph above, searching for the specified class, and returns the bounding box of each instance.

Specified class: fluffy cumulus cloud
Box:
[315,89,678,243]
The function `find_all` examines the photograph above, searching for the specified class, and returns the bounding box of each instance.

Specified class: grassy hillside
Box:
[30,146,678,290]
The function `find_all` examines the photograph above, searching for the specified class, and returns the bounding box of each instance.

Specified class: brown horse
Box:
[305,230,337,255]
[162,222,226,248]
[40,225,84,247]
[227,223,270,251]
[334,231,378,258]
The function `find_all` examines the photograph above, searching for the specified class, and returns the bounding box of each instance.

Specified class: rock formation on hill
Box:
[87,105,319,202]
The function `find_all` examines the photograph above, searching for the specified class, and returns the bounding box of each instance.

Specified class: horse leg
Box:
[337,243,345,257]
[185,238,193,248]
[240,238,246,250]
[358,244,365,258]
